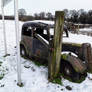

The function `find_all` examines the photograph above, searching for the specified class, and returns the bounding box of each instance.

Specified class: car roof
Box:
[22,20,54,29]
[22,20,67,30]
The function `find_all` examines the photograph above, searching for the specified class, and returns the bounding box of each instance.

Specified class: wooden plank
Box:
[48,11,64,80]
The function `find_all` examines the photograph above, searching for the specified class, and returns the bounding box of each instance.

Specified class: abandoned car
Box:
[20,20,92,81]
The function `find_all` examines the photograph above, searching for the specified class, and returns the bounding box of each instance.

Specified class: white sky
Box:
[0,0,92,15]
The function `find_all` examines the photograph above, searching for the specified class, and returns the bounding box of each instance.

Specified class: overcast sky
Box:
[0,0,92,15]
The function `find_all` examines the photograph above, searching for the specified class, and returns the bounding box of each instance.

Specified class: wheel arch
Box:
[20,42,28,56]
[61,53,87,74]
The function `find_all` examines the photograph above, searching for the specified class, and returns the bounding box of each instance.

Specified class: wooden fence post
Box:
[82,43,92,73]
[48,11,64,80]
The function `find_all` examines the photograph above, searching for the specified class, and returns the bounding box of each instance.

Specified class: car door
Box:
[32,28,49,60]
[22,27,33,56]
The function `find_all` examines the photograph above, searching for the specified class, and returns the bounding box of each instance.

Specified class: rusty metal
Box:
[20,21,92,75]
[82,43,92,72]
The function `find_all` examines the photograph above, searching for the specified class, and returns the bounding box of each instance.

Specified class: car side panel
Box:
[32,38,48,60]
[21,36,33,56]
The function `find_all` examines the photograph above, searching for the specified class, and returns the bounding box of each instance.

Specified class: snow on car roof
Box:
[22,20,54,28]
[22,21,46,28]
[33,20,54,25]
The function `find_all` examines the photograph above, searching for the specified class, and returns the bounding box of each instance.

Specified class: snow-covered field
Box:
[0,20,92,92]
[79,28,92,32]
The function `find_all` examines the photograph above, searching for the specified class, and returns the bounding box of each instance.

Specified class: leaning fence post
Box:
[48,11,64,80]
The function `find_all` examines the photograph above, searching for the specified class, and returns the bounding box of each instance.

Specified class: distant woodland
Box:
[0,9,92,24]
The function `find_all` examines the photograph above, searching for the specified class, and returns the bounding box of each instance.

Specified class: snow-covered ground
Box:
[79,28,92,32]
[0,20,92,92]
[63,33,92,46]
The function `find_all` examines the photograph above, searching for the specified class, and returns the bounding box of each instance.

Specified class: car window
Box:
[35,28,49,41]
[22,27,32,36]
[43,29,47,35]
[49,28,54,35]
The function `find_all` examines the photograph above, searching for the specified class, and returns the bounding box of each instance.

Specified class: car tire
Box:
[20,45,27,57]
[60,60,80,81]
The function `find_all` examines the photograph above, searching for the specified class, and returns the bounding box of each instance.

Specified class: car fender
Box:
[61,53,87,73]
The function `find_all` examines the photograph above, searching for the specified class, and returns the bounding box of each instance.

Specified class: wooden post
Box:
[82,43,92,73]
[48,11,64,80]
[77,24,79,34]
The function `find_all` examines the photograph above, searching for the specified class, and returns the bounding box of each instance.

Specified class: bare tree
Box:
[46,12,53,20]
[34,13,39,19]
[63,9,69,19]
[69,10,78,23]
[18,8,27,17]
[39,12,45,19]
[78,9,84,16]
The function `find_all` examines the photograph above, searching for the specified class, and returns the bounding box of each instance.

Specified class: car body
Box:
[20,20,91,80]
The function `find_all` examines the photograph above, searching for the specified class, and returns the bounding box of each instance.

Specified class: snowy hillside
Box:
[0,20,92,92]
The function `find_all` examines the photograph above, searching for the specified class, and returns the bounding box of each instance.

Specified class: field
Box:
[0,20,92,92]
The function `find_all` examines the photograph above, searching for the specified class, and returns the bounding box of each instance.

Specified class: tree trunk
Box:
[48,11,64,80]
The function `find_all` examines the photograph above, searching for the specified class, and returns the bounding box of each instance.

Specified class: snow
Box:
[61,51,78,57]
[0,20,92,92]
[32,20,54,25]
[63,32,92,46]
[25,20,54,26]
[79,28,92,32]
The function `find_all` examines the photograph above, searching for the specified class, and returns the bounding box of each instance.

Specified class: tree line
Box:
[63,9,92,24]
[18,8,92,24]
[0,8,92,24]
[18,8,54,21]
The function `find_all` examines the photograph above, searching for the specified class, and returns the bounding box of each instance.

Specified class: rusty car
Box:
[20,20,92,81]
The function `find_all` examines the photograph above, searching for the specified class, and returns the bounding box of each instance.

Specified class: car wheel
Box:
[60,60,80,81]
[20,45,27,57]
[64,64,72,76]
